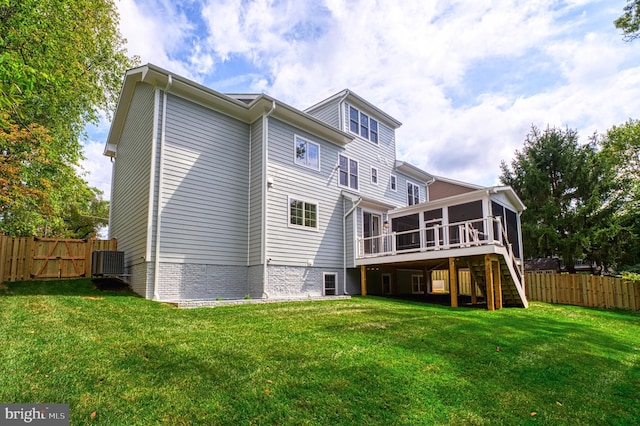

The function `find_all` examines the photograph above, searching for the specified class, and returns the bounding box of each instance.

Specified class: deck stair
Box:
[465,253,528,307]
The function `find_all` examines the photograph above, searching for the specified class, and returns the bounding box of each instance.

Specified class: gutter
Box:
[343,194,362,295]
[153,74,172,301]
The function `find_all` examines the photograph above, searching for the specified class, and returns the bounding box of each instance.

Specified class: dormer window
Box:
[348,105,378,144]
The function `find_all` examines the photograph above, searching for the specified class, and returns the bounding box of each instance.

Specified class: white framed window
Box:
[390,174,397,192]
[288,196,318,230]
[371,167,378,185]
[323,272,337,296]
[411,275,425,294]
[339,154,358,190]
[294,135,319,170]
[348,105,379,144]
[407,181,420,206]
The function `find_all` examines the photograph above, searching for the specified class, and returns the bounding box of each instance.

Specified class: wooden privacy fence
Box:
[0,235,117,283]
[525,272,640,310]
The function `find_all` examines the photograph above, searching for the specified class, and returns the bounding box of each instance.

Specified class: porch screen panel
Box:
[492,201,504,243]
[424,208,443,248]
[447,201,483,245]
[506,208,520,258]
[392,214,420,250]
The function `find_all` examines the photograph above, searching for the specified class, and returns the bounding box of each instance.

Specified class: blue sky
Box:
[83,0,640,198]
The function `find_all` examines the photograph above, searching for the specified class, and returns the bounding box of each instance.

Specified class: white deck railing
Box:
[357,217,512,260]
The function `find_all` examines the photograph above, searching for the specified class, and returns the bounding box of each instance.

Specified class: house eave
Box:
[105,64,354,157]
[395,161,434,183]
[341,190,398,211]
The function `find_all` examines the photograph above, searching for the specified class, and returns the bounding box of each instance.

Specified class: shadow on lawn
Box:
[0,278,139,297]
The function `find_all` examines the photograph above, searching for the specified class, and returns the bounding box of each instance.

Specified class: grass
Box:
[1,279,639,425]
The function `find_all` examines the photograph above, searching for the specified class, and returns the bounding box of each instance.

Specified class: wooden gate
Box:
[0,236,117,283]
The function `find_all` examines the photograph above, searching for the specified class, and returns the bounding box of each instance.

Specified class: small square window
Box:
[289,197,318,230]
[324,273,337,296]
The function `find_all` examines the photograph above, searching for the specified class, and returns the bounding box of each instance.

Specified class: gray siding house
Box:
[105,64,528,309]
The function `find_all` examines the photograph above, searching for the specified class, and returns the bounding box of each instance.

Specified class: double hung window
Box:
[339,154,358,190]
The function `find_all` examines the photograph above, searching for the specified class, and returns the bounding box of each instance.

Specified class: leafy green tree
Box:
[615,0,640,41]
[0,0,137,237]
[500,126,618,273]
[597,119,640,270]
[63,190,110,240]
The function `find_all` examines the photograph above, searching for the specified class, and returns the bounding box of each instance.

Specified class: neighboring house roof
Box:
[525,258,561,271]
[105,64,355,157]
[305,89,403,129]
[428,175,485,191]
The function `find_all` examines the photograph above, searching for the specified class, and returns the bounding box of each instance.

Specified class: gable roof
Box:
[105,64,355,157]
[305,89,403,129]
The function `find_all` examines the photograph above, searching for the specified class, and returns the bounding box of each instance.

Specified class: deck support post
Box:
[423,265,430,298]
[470,273,478,305]
[493,258,503,309]
[360,265,367,296]
[448,257,458,307]
[485,254,495,311]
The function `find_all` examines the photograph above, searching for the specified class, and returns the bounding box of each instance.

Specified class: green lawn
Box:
[1,279,638,425]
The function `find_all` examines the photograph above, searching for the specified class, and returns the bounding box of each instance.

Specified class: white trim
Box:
[411,274,425,294]
[370,166,378,185]
[390,174,397,192]
[323,272,338,296]
[145,88,160,262]
[154,76,172,301]
[338,154,359,191]
[287,195,319,231]
[293,134,321,171]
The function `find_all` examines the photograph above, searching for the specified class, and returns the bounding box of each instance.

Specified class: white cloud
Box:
[85,0,640,192]
[80,140,113,200]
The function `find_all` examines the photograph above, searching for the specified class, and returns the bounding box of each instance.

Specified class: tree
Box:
[62,190,110,240]
[500,126,618,273]
[615,0,640,41]
[597,119,640,270]
[0,0,137,236]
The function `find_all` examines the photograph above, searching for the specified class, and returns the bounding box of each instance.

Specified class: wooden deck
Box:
[355,218,528,309]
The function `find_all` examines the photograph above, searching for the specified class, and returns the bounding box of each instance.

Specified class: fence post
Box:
[0,236,6,284]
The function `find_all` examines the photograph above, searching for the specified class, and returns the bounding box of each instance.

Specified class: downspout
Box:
[247,125,252,266]
[153,75,172,301]
[343,195,362,295]
[262,101,276,297]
